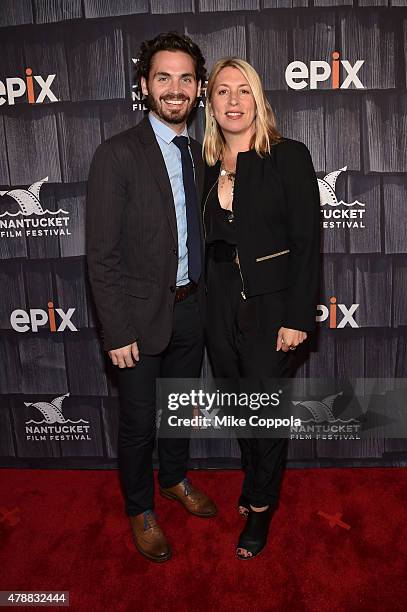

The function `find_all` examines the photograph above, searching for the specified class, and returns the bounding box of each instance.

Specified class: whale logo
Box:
[25,393,89,425]
[0,177,48,215]
[318,167,365,208]
[25,392,89,428]
[292,392,344,423]
[0,177,69,218]
[24,393,69,424]
[318,167,347,206]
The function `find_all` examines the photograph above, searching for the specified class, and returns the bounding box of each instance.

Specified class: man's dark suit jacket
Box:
[86,116,205,354]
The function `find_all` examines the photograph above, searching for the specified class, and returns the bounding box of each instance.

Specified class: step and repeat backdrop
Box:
[0,0,406,468]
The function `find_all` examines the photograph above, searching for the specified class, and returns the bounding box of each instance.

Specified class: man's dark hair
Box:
[135,31,206,86]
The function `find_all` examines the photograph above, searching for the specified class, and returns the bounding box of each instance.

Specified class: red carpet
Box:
[0,468,406,612]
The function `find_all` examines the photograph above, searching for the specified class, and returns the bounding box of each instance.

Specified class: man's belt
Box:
[175,281,197,303]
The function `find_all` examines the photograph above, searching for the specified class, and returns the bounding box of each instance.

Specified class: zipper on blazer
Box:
[202,178,219,242]
[235,249,247,300]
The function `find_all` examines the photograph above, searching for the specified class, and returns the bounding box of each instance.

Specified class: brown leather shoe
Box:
[160,478,217,518]
[130,510,171,563]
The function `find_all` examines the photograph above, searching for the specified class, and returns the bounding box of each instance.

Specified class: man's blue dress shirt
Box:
[149,112,192,287]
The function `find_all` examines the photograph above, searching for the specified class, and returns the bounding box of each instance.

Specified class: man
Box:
[86,32,216,563]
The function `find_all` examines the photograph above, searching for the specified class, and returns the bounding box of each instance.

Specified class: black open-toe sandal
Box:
[236,506,275,560]
[238,494,250,519]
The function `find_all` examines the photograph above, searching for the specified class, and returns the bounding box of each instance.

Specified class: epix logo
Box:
[317,297,359,328]
[11,302,77,332]
[0,68,58,106]
[285,52,364,90]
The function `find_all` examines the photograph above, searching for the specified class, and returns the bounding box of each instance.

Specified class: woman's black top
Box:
[205,181,236,246]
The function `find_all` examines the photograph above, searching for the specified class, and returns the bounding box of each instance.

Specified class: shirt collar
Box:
[148,111,189,144]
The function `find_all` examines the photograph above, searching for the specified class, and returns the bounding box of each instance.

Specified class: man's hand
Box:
[108,342,140,368]
[276,327,307,352]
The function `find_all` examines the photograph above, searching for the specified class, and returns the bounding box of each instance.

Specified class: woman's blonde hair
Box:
[203,57,282,166]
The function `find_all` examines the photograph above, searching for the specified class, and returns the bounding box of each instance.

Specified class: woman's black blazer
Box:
[202,138,321,333]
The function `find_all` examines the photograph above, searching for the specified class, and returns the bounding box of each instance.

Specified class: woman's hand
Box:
[276,327,307,352]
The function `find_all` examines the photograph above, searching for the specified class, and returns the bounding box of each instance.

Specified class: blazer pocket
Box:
[255,249,290,263]
[124,279,151,298]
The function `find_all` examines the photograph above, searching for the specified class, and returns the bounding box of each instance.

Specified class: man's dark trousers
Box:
[117,291,204,517]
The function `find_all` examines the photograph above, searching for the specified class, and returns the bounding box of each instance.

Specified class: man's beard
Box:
[147,93,194,125]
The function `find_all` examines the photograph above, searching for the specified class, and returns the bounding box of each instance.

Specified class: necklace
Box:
[220,167,236,179]
[219,164,236,222]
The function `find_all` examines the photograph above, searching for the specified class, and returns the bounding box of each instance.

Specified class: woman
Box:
[202,58,320,560]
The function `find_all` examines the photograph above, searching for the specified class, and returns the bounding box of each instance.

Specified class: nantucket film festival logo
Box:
[290,392,361,440]
[0,176,71,240]
[131,59,147,111]
[318,167,366,230]
[24,393,92,442]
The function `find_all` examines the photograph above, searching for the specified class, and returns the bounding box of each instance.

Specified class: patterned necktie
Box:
[172,135,202,284]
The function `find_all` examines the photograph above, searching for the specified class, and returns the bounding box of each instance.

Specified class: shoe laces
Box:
[143,510,157,530]
[181,477,192,496]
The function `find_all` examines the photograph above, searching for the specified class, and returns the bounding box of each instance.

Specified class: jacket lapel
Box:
[189,139,205,254]
[137,117,177,243]
[190,139,204,202]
